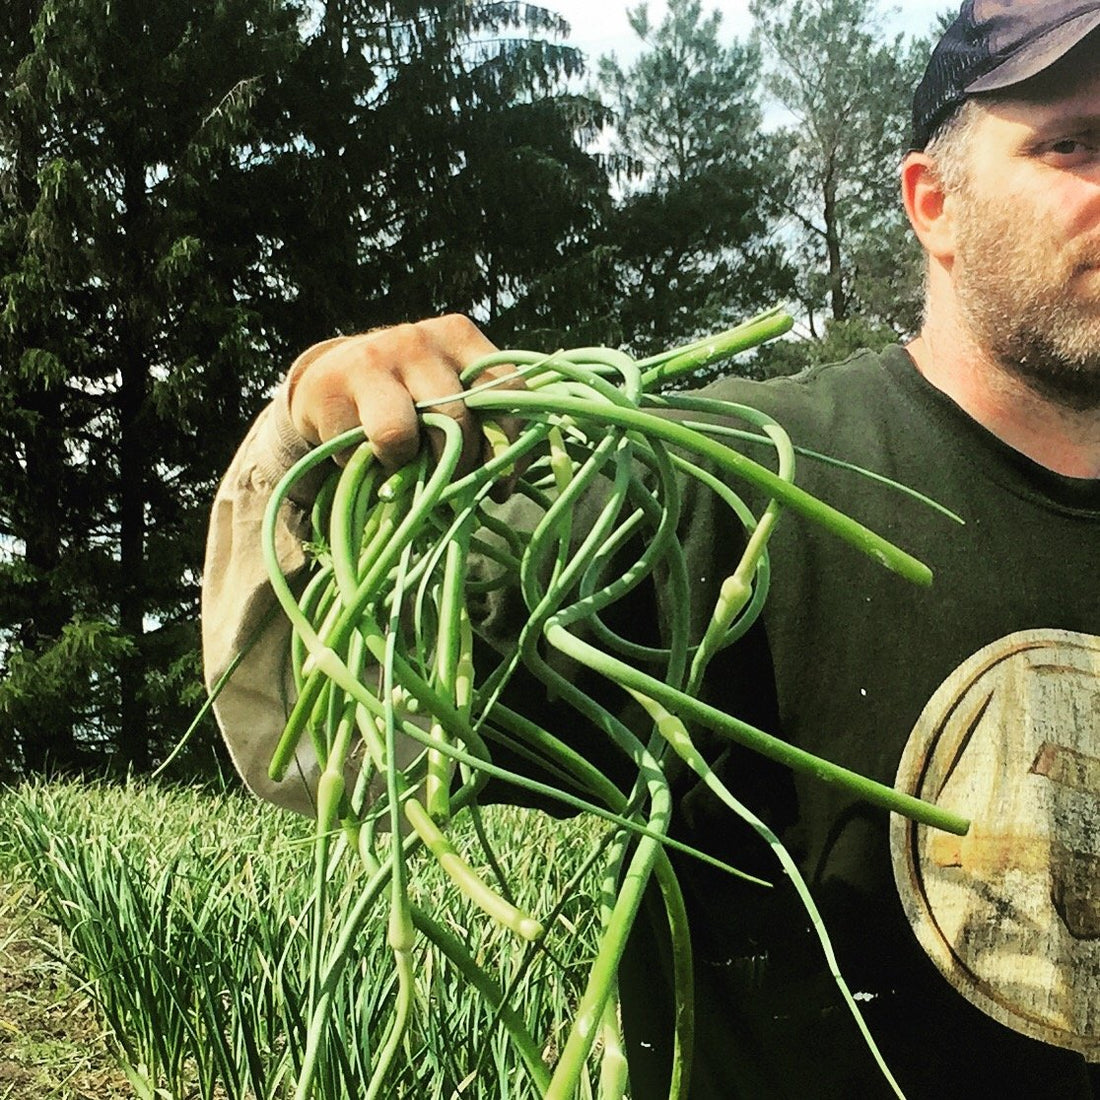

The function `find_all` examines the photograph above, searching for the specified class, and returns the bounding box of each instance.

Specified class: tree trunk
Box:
[822,159,847,322]
[116,164,151,772]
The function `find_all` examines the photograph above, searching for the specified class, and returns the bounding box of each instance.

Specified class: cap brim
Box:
[967,10,1100,93]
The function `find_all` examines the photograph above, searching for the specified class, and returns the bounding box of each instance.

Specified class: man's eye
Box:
[1043,137,1099,162]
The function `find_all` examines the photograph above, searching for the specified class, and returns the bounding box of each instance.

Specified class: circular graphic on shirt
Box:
[890,629,1100,1058]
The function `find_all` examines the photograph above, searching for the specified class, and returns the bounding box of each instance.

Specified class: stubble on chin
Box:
[952,192,1100,413]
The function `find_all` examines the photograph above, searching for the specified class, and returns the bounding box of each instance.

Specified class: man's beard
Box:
[952,186,1100,412]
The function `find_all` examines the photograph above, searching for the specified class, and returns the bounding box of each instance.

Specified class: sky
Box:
[545,1,952,68]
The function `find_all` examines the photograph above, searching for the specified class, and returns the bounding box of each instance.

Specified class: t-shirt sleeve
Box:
[200,342,347,815]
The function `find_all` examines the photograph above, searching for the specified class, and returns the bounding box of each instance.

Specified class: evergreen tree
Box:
[0,0,609,777]
[750,0,930,343]
[349,4,612,344]
[596,0,792,360]
[1,0,305,774]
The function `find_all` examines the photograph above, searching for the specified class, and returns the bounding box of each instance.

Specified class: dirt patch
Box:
[0,879,132,1100]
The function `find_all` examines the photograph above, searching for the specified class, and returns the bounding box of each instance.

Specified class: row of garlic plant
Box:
[5,779,604,1098]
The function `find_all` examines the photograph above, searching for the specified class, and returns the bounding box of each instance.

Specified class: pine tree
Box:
[596,0,792,360]
[0,0,612,776]
[750,0,930,342]
[0,0,314,772]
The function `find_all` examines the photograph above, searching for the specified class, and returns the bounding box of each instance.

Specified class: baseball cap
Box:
[911,1,1100,150]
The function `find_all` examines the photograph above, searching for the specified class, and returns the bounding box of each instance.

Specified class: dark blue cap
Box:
[912,1,1100,149]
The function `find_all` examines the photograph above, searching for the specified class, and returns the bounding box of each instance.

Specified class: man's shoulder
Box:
[703,344,909,406]
[698,344,914,442]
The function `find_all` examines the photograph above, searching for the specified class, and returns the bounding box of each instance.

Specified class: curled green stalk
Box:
[258,308,969,1099]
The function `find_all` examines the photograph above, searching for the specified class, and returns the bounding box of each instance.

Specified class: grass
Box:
[0,778,607,1099]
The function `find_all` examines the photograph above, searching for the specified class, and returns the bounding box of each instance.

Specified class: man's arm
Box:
[201,317,513,813]
[201,340,346,814]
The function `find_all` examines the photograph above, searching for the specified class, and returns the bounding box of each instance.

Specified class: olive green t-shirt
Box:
[201,341,1100,1099]
[615,346,1100,1099]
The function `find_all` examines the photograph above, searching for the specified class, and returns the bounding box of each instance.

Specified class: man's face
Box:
[948,67,1100,411]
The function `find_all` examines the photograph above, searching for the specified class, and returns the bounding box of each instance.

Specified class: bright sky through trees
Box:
[551,0,946,65]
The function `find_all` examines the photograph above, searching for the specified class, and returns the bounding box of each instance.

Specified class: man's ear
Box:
[901,152,957,266]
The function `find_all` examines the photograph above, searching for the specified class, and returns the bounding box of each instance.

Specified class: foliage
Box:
[4,778,605,1099]
[0,0,308,774]
[0,619,135,780]
[596,0,793,360]
[0,0,948,781]
[750,0,932,338]
[0,870,135,1098]
[0,0,609,777]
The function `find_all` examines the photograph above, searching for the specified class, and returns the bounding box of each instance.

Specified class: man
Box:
[204,2,1100,1095]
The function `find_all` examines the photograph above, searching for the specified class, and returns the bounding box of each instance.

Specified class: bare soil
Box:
[0,879,132,1100]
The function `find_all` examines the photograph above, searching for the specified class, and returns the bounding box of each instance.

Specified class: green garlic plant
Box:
[261,306,969,1100]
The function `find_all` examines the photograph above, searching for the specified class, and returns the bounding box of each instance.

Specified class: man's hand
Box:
[288,314,517,476]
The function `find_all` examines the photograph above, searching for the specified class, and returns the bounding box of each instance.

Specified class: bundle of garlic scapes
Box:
[261,306,968,1100]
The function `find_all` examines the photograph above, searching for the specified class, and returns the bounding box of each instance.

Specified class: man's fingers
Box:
[288,313,517,477]
[405,315,508,474]
[396,349,481,473]
[352,371,424,471]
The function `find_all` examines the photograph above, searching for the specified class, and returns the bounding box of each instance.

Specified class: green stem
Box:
[544,621,969,836]
[467,389,932,585]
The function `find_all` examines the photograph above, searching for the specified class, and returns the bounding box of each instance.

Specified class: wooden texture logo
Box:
[891,630,1100,1057]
